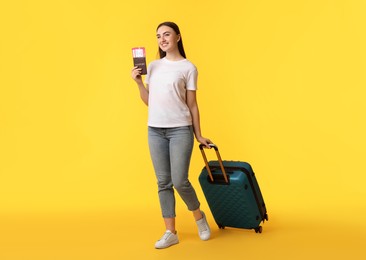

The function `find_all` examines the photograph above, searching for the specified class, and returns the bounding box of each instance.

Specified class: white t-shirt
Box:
[145,57,198,127]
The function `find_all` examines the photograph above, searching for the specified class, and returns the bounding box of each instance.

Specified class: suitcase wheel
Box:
[255,226,262,233]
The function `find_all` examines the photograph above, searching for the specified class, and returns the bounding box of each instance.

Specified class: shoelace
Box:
[197,219,208,232]
[161,232,172,241]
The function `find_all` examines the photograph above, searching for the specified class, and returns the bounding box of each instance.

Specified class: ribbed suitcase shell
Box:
[199,160,268,232]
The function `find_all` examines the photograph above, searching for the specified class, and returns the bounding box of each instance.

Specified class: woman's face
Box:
[156,25,180,54]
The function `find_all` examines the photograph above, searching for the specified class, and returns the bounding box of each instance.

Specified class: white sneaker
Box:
[196,211,211,241]
[154,230,179,249]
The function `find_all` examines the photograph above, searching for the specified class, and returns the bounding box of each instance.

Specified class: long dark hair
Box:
[156,21,186,59]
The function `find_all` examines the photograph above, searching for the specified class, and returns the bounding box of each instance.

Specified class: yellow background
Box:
[1,0,365,259]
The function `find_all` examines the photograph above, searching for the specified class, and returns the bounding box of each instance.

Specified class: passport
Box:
[132,47,147,75]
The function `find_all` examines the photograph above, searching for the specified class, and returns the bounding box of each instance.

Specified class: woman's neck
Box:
[165,51,184,61]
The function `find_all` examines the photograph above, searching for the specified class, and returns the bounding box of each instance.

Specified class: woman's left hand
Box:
[197,136,212,148]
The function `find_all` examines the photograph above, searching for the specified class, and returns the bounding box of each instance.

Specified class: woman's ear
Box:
[177,34,181,42]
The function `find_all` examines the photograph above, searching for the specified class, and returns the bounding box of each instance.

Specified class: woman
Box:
[131,21,211,249]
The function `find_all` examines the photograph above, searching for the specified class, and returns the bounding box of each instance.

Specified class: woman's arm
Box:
[131,66,149,106]
[187,90,211,147]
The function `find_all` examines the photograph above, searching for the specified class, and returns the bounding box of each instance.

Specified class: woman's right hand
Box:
[131,66,143,84]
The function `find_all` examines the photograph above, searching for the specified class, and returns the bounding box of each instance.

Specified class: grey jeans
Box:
[148,126,200,218]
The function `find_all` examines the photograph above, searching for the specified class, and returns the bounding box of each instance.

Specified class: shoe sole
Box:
[155,241,179,249]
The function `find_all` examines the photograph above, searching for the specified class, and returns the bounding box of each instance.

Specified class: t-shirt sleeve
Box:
[186,67,198,91]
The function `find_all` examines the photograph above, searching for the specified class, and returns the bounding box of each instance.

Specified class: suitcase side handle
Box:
[199,144,229,183]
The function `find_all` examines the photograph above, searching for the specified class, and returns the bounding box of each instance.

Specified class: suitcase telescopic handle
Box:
[199,144,229,183]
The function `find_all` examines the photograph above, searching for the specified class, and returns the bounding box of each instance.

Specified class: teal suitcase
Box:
[198,144,268,233]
